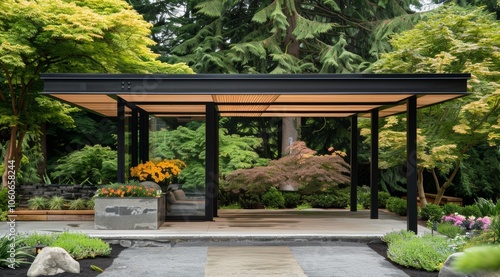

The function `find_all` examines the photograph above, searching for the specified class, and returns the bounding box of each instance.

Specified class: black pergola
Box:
[41,73,471,233]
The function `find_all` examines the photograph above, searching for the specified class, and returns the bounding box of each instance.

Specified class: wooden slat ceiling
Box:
[41,74,470,118]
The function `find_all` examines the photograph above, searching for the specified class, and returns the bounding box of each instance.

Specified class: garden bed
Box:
[9,210,95,221]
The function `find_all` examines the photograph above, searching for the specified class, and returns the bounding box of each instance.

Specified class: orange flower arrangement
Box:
[95,182,159,197]
[130,159,186,183]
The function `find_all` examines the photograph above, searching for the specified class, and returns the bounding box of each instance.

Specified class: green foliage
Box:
[23,232,110,260]
[386,233,453,271]
[0,210,7,221]
[21,233,57,249]
[357,186,371,209]
[160,0,422,74]
[443,203,463,216]
[378,191,391,208]
[86,198,95,210]
[50,232,111,260]
[491,216,500,242]
[51,145,117,185]
[303,194,336,208]
[0,235,33,268]
[436,222,464,238]
[0,188,8,211]
[262,187,285,209]
[382,230,416,245]
[453,245,500,273]
[386,197,408,216]
[28,196,49,210]
[420,203,444,221]
[220,203,241,209]
[296,203,312,210]
[238,192,262,209]
[0,0,193,187]
[371,4,500,206]
[68,198,88,210]
[283,192,301,208]
[462,205,482,218]
[150,123,268,191]
[48,196,66,210]
[475,198,500,217]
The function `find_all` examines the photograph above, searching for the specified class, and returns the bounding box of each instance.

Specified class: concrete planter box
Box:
[94,195,165,230]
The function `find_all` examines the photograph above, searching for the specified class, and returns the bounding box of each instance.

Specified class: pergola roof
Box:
[41,73,470,118]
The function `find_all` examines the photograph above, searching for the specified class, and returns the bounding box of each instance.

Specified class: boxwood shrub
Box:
[386,197,407,216]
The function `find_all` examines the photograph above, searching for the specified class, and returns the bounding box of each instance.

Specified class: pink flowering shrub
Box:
[442,213,491,230]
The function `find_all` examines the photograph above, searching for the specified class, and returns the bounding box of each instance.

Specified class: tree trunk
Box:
[2,125,24,188]
[433,160,461,205]
[416,167,427,207]
[281,117,300,155]
[280,1,301,156]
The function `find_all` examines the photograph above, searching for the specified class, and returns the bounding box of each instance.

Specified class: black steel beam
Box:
[370,110,379,219]
[41,73,470,94]
[407,96,418,233]
[350,115,358,212]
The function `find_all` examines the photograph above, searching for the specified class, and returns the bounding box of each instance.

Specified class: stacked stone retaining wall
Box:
[16,184,98,208]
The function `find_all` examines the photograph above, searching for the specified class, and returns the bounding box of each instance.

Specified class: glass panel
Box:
[149,116,206,218]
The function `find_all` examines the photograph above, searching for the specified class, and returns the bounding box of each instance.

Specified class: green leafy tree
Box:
[149,122,269,190]
[367,4,500,206]
[0,0,193,187]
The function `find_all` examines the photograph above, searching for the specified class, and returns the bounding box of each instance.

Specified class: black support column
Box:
[130,107,138,168]
[407,96,418,233]
[117,98,126,183]
[139,109,149,163]
[350,115,358,212]
[205,103,218,221]
[370,110,379,219]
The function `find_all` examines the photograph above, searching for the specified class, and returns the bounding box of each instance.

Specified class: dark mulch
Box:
[368,241,439,277]
[1,244,125,277]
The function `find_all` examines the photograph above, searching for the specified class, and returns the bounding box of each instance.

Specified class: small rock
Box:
[27,247,80,277]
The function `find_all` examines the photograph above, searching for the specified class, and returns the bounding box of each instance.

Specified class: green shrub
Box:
[0,210,7,221]
[86,198,95,210]
[262,187,285,209]
[283,192,301,208]
[453,245,500,273]
[296,203,312,210]
[0,235,33,268]
[491,216,500,243]
[48,196,66,210]
[436,222,464,238]
[382,230,416,244]
[22,233,57,249]
[357,186,371,208]
[443,203,463,216]
[0,188,8,211]
[238,192,262,209]
[220,203,241,209]
[303,194,336,208]
[475,198,498,217]
[28,196,49,210]
[462,205,482,218]
[386,197,407,216]
[378,191,391,208]
[420,203,444,221]
[387,234,453,272]
[68,198,88,210]
[51,144,117,184]
[49,233,111,260]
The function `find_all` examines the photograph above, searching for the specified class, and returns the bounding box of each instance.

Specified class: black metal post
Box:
[407,96,418,233]
[130,107,138,168]
[117,98,125,183]
[205,103,217,221]
[139,109,149,163]
[350,115,358,212]
[213,113,219,217]
[370,110,379,219]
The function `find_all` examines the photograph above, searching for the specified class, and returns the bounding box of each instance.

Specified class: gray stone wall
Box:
[16,184,98,208]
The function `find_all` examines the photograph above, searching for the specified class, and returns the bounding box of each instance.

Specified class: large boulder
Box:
[27,247,80,277]
[140,181,161,191]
